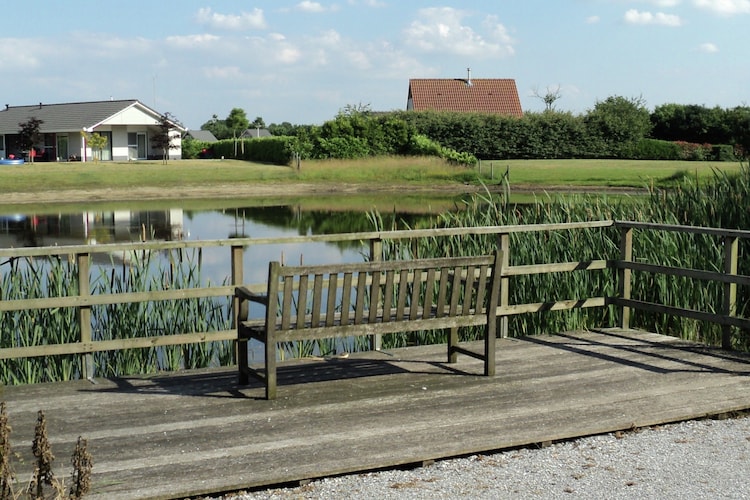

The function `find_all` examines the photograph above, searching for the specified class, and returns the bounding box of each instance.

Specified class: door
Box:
[137,133,147,159]
[56,135,68,161]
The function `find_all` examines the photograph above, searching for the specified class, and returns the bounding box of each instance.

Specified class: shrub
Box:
[626,139,681,160]
[674,141,712,161]
[712,144,736,162]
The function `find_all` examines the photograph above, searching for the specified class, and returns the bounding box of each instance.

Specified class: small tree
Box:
[151,112,180,164]
[531,85,562,112]
[18,117,44,163]
[81,131,108,162]
[225,108,249,157]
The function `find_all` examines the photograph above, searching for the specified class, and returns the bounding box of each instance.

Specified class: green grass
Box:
[0,157,741,198]
[479,159,741,188]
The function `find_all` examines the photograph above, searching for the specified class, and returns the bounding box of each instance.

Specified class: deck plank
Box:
[3,328,750,500]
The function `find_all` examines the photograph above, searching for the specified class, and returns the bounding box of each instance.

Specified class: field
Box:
[0,157,741,206]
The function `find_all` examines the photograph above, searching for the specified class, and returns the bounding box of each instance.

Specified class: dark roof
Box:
[240,128,272,138]
[0,99,172,134]
[186,129,218,142]
[407,79,523,117]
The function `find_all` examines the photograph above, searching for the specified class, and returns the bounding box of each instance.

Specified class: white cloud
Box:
[0,38,42,70]
[649,0,682,6]
[202,66,243,79]
[586,15,601,24]
[166,34,220,49]
[624,9,683,25]
[195,7,267,30]
[698,41,719,52]
[693,0,750,15]
[297,1,326,12]
[404,7,515,58]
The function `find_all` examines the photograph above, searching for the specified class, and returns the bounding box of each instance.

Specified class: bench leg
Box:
[447,327,458,363]
[237,335,249,385]
[265,334,277,400]
[484,325,496,377]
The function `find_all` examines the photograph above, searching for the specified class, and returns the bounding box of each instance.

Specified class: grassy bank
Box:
[0,157,741,197]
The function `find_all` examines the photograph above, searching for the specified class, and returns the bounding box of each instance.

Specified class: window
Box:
[0,135,5,152]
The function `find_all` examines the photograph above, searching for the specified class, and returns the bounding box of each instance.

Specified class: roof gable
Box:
[407,79,523,117]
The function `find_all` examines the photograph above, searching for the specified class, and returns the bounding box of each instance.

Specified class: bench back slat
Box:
[264,253,499,334]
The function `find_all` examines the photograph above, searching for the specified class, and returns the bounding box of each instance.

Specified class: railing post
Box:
[369,238,383,351]
[618,226,633,329]
[231,243,245,365]
[77,252,94,380]
[497,233,510,338]
[722,236,738,350]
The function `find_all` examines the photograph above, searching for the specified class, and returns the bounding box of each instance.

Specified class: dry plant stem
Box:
[0,402,16,499]
[69,436,93,499]
[28,410,62,499]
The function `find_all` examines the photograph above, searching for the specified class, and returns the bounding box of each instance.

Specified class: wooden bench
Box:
[235,251,503,399]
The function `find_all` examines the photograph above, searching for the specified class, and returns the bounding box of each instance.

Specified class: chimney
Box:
[4,104,8,110]
[39,102,42,109]
[466,67,473,87]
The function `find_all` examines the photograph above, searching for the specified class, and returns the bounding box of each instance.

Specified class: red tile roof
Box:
[407,78,523,117]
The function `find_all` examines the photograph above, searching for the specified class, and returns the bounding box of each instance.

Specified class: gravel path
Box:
[214,416,750,500]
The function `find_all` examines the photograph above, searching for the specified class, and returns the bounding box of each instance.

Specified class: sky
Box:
[1,0,748,129]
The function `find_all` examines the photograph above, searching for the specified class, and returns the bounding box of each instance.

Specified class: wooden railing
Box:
[612,221,750,349]
[1,220,749,379]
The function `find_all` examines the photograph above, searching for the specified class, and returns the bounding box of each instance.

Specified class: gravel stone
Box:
[207,416,750,500]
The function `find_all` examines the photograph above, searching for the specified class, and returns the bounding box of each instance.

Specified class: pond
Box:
[0,192,474,284]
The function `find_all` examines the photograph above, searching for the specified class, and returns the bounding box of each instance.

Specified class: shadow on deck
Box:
[3,328,750,499]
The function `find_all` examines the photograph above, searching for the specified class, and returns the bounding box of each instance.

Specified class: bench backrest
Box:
[262,251,502,339]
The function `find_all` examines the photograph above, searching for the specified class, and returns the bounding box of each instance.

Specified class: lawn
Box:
[0,157,742,196]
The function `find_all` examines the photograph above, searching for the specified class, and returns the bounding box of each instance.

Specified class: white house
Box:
[0,99,185,162]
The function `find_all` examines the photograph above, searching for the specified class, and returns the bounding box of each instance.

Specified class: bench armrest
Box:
[235,286,269,306]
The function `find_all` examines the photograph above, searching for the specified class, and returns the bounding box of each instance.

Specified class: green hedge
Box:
[210,136,298,165]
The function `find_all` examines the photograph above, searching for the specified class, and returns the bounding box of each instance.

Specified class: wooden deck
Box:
[3,328,750,500]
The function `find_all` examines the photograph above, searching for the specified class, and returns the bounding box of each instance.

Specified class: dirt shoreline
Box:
[0,183,645,206]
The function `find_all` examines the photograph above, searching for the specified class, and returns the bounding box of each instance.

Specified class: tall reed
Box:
[375,164,750,349]
[1,249,233,385]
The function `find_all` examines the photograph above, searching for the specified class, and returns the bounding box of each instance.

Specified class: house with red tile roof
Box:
[407,71,523,118]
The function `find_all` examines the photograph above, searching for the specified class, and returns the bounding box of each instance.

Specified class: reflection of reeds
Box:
[1,249,232,385]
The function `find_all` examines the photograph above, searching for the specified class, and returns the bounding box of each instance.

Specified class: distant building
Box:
[240,128,272,139]
[407,70,523,117]
[185,130,218,143]
[0,99,185,162]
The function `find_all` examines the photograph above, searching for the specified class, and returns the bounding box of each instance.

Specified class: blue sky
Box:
[1,0,747,128]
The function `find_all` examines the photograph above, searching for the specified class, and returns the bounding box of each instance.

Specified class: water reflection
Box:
[0,196,462,282]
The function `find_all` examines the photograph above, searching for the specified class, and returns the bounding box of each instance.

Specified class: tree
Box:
[584,95,651,157]
[225,108,249,157]
[80,131,108,162]
[531,85,562,112]
[18,117,43,163]
[200,114,230,140]
[151,112,180,164]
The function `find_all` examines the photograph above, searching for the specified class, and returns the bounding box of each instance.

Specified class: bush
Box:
[626,139,681,160]
[712,144,736,162]
[181,137,211,159]
[674,141,712,161]
[210,136,298,164]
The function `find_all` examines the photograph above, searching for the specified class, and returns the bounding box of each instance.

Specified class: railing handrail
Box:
[615,220,750,240]
[0,220,616,259]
